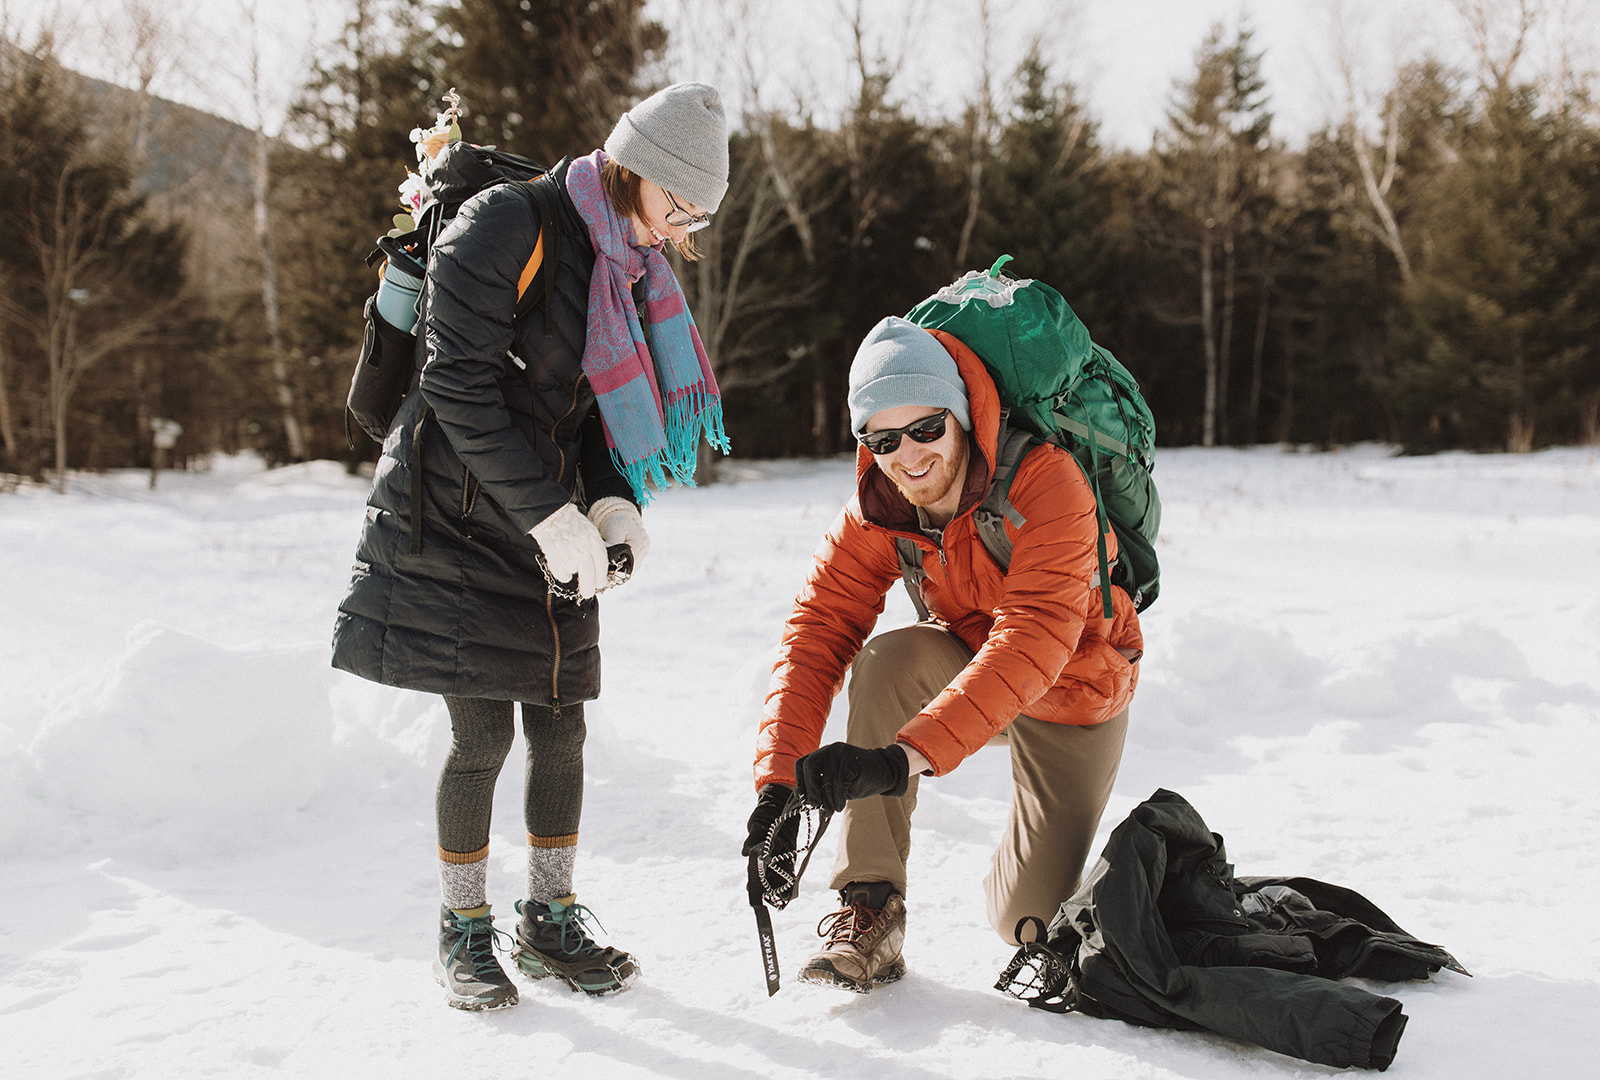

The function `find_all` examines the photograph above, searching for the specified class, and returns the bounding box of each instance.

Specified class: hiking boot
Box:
[798,881,907,992]
[511,895,639,995]
[433,905,519,1010]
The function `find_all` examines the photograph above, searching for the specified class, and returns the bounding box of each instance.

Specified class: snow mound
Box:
[27,624,337,853]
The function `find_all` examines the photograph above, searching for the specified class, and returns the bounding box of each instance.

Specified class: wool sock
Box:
[526,834,577,905]
[439,844,490,911]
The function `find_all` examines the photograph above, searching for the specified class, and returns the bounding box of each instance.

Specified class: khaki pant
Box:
[827,623,1128,945]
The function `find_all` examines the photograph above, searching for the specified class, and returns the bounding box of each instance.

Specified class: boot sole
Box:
[432,963,519,1010]
[511,944,638,995]
[797,956,906,993]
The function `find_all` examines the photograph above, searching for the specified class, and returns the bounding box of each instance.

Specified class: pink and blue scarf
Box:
[565,151,728,505]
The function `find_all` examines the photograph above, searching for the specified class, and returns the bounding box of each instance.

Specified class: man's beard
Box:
[888,439,966,511]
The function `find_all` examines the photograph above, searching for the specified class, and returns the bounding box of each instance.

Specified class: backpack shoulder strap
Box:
[510,172,564,330]
[894,536,932,622]
[515,228,545,304]
[980,420,1114,615]
[971,420,1039,574]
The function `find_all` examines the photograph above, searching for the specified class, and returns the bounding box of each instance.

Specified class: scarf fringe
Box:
[612,388,729,507]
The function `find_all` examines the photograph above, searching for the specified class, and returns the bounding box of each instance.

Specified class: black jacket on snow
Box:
[331,159,636,704]
[999,789,1467,1071]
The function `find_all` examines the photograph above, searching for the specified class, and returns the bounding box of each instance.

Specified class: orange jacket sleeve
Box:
[752,503,903,791]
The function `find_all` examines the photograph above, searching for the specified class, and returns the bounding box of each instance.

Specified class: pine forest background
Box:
[2,0,1598,491]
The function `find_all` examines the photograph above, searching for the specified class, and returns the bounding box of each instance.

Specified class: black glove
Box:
[794,742,910,813]
[742,783,797,859]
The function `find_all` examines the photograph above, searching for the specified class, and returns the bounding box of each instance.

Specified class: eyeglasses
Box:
[856,409,949,455]
[663,189,712,233]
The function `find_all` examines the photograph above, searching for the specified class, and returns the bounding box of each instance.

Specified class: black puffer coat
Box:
[331,160,636,704]
[999,789,1467,1071]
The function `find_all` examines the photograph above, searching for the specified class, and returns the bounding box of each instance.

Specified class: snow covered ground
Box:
[2,443,1597,1079]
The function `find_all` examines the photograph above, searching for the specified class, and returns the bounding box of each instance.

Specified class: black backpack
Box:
[344,141,563,447]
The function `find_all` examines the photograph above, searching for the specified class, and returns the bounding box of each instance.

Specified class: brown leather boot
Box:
[798,881,906,992]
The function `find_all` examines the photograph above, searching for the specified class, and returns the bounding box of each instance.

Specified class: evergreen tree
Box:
[820,66,965,452]
[434,0,666,162]
[978,50,1111,327]
[1401,84,1600,449]
[1146,21,1276,446]
[276,0,440,460]
[1297,60,1468,447]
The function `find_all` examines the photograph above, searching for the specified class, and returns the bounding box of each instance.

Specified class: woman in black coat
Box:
[332,83,729,1010]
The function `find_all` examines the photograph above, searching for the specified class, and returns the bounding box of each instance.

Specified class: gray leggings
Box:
[436,697,585,856]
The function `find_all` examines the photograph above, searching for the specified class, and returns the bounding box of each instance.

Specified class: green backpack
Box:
[903,256,1161,618]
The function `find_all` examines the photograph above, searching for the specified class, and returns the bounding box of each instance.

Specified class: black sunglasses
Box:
[856,409,949,455]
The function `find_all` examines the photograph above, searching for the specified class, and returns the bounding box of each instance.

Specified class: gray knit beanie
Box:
[604,82,729,212]
[847,317,972,435]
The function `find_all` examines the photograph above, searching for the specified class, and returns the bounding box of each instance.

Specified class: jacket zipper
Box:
[461,468,480,537]
[551,375,584,488]
[545,589,562,712]
[540,376,585,710]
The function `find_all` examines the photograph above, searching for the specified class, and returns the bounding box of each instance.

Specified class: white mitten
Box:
[587,496,650,572]
[528,502,609,599]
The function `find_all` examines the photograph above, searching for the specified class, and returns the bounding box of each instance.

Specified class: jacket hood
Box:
[856,328,1004,530]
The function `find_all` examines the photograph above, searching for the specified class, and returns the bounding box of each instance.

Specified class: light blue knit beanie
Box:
[847,317,972,435]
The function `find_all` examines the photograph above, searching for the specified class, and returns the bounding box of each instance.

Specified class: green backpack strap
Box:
[969,421,1038,574]
[976,416,1115,621]
[1073,402,1116,620]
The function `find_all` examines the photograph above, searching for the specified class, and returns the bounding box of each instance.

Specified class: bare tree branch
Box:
[1332,0,1414,283]
[1452,0,1538,92]
[243,0,307,461]
[955,0,995,267]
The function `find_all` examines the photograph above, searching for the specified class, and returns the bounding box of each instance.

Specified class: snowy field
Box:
[2,443,1597,1079]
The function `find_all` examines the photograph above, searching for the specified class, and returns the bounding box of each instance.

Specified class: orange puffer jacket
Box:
[753,330,1142,788]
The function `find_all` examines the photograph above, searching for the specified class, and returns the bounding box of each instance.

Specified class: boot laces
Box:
[817,902,879,947]
[551,900,607,956]
[445,911,512,975]
[519,898,610,957]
